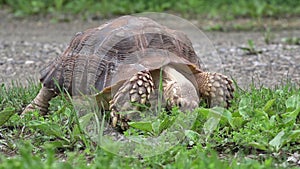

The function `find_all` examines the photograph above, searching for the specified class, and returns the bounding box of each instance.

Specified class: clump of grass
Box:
[281,37,300,45]
[238,40,263,55]
[264,27,275,44]
[0,80,40,113]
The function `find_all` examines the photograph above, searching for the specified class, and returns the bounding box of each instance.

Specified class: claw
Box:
[111,112,118,127]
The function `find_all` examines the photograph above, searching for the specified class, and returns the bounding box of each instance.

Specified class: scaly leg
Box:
[22,86,57,115]
[110,70,154,130]
[196,72,234,108]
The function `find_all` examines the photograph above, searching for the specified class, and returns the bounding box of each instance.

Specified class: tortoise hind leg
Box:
[196,72,234,108]
[110,70,154,130]
[22,86,56,115]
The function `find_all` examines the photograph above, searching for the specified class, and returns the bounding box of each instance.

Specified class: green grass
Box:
[1,0,300,19]
[0,80,299,168]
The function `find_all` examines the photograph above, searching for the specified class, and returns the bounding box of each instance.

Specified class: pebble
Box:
[7,58,14,62]
[25,60,35,64]
[0,40,66,86]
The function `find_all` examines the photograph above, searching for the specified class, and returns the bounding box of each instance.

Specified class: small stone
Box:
[7,58,14,62]
[25,60,35,64]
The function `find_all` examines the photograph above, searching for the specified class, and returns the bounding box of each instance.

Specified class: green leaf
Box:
[281,107,300,125]
[43,140,70,149]
[28,120,69,142]
[54,105,66,115]
[200,107,234,135]
[73,112,95,136]
[269,129,300,151]
[248,39,255,49]
[231,117,245,129]
[184,130,201,142]
[0,107,16,126]
[238,97,251,119]
[78,113,94,130]
[198,107,210,117]
[285,94,300,111]
[152,119,161,134]
[263,99,275,112]
[126,135,153,146]
[254,109,268,119]
[159,115,177,133]
[203,116,220,136]
[287,130,300,143]
[269,130,285,151]
[248,142,267,151]
[206,107,234,127]
[198,108,220,135]
[128,121,153,132]
[213,107,234,128]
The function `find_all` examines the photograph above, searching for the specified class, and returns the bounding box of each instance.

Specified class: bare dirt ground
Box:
[1,12,299,89]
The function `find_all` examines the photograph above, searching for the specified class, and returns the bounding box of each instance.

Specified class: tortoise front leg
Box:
[22,86,57,115]
[196,72,234,108]
[109,70,154,130]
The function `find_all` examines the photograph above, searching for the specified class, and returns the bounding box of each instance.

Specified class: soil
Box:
[0,12,299,89]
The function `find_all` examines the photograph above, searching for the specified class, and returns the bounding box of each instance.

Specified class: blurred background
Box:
[1,0,299,18]
[1,0,300,29]
[0,0,299,87]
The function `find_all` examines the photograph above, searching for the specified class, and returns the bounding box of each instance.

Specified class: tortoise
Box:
[22,15,234,130]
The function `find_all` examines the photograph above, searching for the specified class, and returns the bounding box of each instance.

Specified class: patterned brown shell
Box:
[40,15,201,95]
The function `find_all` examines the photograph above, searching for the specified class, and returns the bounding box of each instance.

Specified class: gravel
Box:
[0,40,66,86]
[217,43,300,88]
[0,15,299,89]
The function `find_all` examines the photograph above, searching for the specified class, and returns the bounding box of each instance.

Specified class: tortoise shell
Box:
[40,15,201,95]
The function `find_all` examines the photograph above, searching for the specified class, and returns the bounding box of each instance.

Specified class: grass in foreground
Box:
[0,80,299,168]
